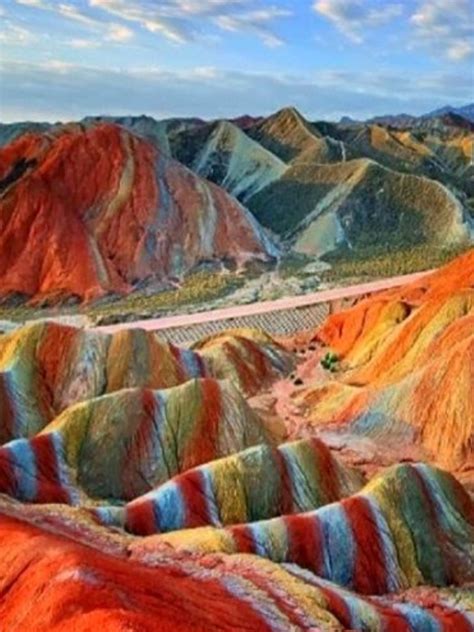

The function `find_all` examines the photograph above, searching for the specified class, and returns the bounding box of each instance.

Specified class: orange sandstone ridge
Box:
[298,249,474,471]
[0,123,275,302]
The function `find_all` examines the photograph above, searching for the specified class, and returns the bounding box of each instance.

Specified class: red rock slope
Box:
[0,123,276,302]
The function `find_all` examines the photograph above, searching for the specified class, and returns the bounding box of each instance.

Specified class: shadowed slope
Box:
[247,107,346,164]
[170,120,287,202]
[247,158,470,254]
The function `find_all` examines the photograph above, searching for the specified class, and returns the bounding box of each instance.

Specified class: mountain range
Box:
[0,104,472,304]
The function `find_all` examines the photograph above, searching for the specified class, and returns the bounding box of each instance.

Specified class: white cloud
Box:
[70,38,101,48]
[89,0,291,46]
[13,0,290,47]
[41,59,76,73]
[106,23,134,42]
[14,0,138,45]
[0,22,35,45]
[214,8,291,47]
[411,0,474,61]
[313,0,403,43]
[57,3,100,27]
[16,0,48,7]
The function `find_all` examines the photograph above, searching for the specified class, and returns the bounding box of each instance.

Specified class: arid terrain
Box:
[0,250,473,630]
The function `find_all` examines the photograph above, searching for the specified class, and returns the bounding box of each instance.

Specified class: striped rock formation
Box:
[0,502,472,632]
[0,322,292,442]
[0,378,268,503]
[95,438,364,535]
[302,249,474,469]
[0,322,207,442]
[193,328,294,396]
[149,463,474,595]
[0,253,473,630]
[0,122,277,302]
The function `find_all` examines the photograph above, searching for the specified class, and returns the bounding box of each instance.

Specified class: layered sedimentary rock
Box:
[0,323,290,441]
[0,322,207,441]
[170,119,287,202]
[301,249,474,469]
[152,463,474,594]
[0,378,269,503]
[95,438,363,534]
[0,253,473,630]
[0,123,276,302]
[248,158,470,255]
[193,328,294,396]
[247,107,346,164]
[3,509,472,632]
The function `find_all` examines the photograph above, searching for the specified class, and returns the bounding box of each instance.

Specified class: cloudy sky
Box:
[1,0,473,122]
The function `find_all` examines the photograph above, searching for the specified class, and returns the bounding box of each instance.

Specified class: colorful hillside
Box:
[299,249,474,470]
[0,123,276,303]
[0,252,473,630]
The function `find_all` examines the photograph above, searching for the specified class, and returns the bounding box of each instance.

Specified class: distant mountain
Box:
[247,158,470,256]
[247,106,346,164]
[0,121,53,146]
[0,105,472,306]
[361,103,474,128]
[424,103,474,122]
[170,119,287,202]
[82,114,205,155]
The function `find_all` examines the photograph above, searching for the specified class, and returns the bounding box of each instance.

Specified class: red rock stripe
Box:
[230,524,257,554]
[283,514,324,575]
[178,470,212,529]
[239,337,269,383]
[434,607,473,632]
[316,583,352,629]
[170,344,186,383]
[343,496,388,594]
[223,341,254,393]
[192,379,222,467]
[366,601,411,632]
[310,438,339,502]
[126,501,159,536]
[233,565,315,630]
[0,448,15,496]
[121,389,157,500]
[31,435,69,503]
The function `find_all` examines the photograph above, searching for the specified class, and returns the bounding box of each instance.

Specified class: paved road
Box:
[95,269,433,335]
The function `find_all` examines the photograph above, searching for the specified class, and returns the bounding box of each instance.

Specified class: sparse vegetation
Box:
[321,351,339,372]
[89,271,246,324]
[0,271,246,324]
[321,244,472,282]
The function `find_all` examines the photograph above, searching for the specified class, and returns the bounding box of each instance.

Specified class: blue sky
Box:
[1,0,473,122]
